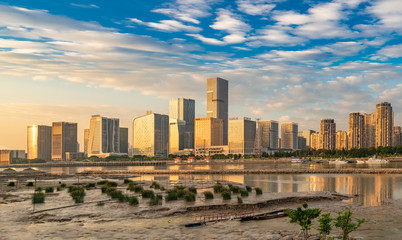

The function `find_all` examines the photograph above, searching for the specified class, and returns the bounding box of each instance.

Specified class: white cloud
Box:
[70,3,99,9]
[186,33,226,45]
[237,0,275,15]
[210,9,251,44]
[130,18,201,32]
[378,44,402,58]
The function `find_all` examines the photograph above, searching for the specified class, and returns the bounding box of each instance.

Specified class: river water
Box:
[5,161,402,207]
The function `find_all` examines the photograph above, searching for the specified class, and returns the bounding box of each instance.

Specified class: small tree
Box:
[334,207,365,240]
[318,213,333,240]
[286,203,321,240]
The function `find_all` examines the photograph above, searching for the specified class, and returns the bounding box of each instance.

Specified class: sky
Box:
[0,0,401,151]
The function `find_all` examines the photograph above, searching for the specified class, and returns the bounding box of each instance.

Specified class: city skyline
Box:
[1,0,402,150]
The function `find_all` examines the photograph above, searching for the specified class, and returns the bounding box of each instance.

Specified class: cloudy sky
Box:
[0,0,401,150]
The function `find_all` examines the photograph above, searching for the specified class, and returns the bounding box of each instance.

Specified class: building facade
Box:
[336,131,348,150]
[348,113,364,149]
[281,123,298,150]
[169,98,195,153]
[84,129,89,156]
[27,125,52,160]
[0,150,10,166]
[119,127,129,154]
[300,130,315,149]
[363,113,376,148]
[297,136,307,150]
[195,117,223,149]
[207,77,228,145]
[393,126,402,147]
[311,132,323,150]
[133,113,169,157]
[51,122,78,160]
[228,118,256,155]
[259,120,279,150]
[9,150,26,159]
[87,115,120,157]
[321,119,336,150]
[375,102,393,147]
[169,118,186,154]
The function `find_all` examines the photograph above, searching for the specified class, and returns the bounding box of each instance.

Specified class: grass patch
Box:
[255,187,263,195]
[60,183,66,188]
[237,196,243,204]
[188,187,197,194]
[97,180,108,185]
[128,196,139,206]
[26,182,34,187]
[221,190,231,200]
[141,190,155,198]
[246,186,252,192]
[240,189,248,197]
[45,187,54,193]
[32,192,45,204]
[204,191,214,199]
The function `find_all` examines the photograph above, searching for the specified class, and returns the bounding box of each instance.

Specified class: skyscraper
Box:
[311,132,323,150]
[119,127,129,154]
[133,113,169,157]
[84,129,89,156]
[364,113,376,148]
[207,77,228,145]
[27,125,52,160]
[87,115,120,157]
[194,117,223,148]
[393,126,402,146]
[375,102,393,147]
[259,120,279,150]
[321,119,336,150]
[169,98,195,151]
[228,118,256,155]
[300,130,315,149]
[336,131,348,150]
[348,113,364,149]
[51,122,78,160]
[281,122,298,150]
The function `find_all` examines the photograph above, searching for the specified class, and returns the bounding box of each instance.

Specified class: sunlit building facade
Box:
[336,131,348,150]
[169,118,186,154]
[259,120,279,150]
[27,125,52,160]
[281,122,298,150]
[133,113,169,157]
[228,118,256,155]
[348,113,364,149]
[195,117,223,149]
[364,112,376,148]
[84,129,89,156]
[169,98,195,153]
[87,115,120,158]
[321,119,336,150]
[300,129,315,149]
[375,102,393,147]
[207,77,228,145]
[0,150,10,166]
[311,132,323,150]
[393,126,402,146]
[51,122,78,160]
[119,127,129,154]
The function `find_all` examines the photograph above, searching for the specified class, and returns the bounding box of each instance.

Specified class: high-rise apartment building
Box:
[27,125,52,160]
[297,136,307,150]
[195,117,223,148]
[84,129,89,156]
[207,77,228,145]
[321,119,336,150]
[364,113,376,148]
[0,150,10,166]
[169,98,195,152]
[336,131,348,150]
[259,120,279,150]
[348,113,364,149]
[87,115,120,157]
[228,118,256,155]
[375,102,393,147]
[299,130,315,149]
[51,122,78,160]
[119,127,129,154]
[311,132,323,150]
[281,123,298,150]
[133,113,169,157]
[393,126,402,146]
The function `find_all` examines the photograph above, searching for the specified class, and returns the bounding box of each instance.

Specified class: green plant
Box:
[240,189,249,197]
[176,189,187,199]
[141,190,155,198]
[45,187,54,193]
[174,185,185,191]
[165,191,178,201]
[204,191,214,199]
[221,190,231,200]
[35,187,42,192]
[26,182,34,187]
[246,186,252,192]
[128,196,139,206]
[97,201,105,206]
[124,179,133,184]
[318,213,333,240]
[213,183,227,193]
[69,187,85,203]
[85,183,96,190]
[97,180,108,185]
[184,192,196,202]
[229,185,241,193]
[7,182,15,187]
[286,203,321,240]
[32,192,45,204]
[188,187,197,194]
[60,183,66,188]
[255,187,263,195]
[334,207,365,240]
[150,181,161,189]
[106,181,117,187]
[237,196,243,204]
[149,195,162,205]
[56,186,61,191]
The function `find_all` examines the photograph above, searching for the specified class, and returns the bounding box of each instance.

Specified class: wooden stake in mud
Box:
[33,177,37,212]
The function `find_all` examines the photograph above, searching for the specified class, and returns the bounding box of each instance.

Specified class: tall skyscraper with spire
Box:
[207,77,228,145]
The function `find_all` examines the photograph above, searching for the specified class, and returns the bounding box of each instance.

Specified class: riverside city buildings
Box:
[132,112,169,157]
[259,120,279,151]
[228,118,256,155]
[336,131,348,150]
[207,77,228,145]
[27,125,52,160]
[321,119,336,150]
[376,102,394,147]
[393,126,402,146]
[119,127,129,154]
[348,113,364,149]
[281,123,298,151]
[87,115,120,158]
[299,130,315,149]
[169,98,195,154]
[51,122,78,160]
[364,113,376,148]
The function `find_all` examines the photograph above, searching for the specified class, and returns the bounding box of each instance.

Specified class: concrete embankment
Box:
[80,168,402,175]
[6,161,167,168]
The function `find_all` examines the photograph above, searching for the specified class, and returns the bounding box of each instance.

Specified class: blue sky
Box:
[0,0,401,150]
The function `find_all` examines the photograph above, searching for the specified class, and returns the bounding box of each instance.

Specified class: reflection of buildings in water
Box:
[244,175,279,193]
[194,165,211,170]
[358,175,393,207]
[127,166,155,171]
[76,167,104,173]
[50,167,63,175]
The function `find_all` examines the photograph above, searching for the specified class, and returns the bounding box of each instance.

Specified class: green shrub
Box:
[176,189,187,199]
[70,187,85,203]
[128,196,139,206]
[204,191,214,199]
[85,183,96,190]
[56,186,61,191]
[106,181,117,187]
[246,186,252,192]
[133,185,143,193]
[334,207,365,240]
[118,194,129,202]
[97,201,105,206]
[184,192,196,202]
[26,182,34,187]
[141,190,155,198]
[237,196,243,204]
[188,187,197,194]
[318,213,333,240]
[255,187,263,195]
[35,187,42,192]
[240,189,249,197]
[32,192,45,204]
[60,183,66,188]
[124,179,133,184]
[97,180,108,185]
[156,194,163,200]
[229,185,241,193]
[166,191,178,201]
[286,203,321,240]
[221,190,231,200]
[7,182,15,187]
[45,187,54,193]
[173,185,185,191]
[213,183,226,193]
[150,181,161,189]
[149,195,162,205]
